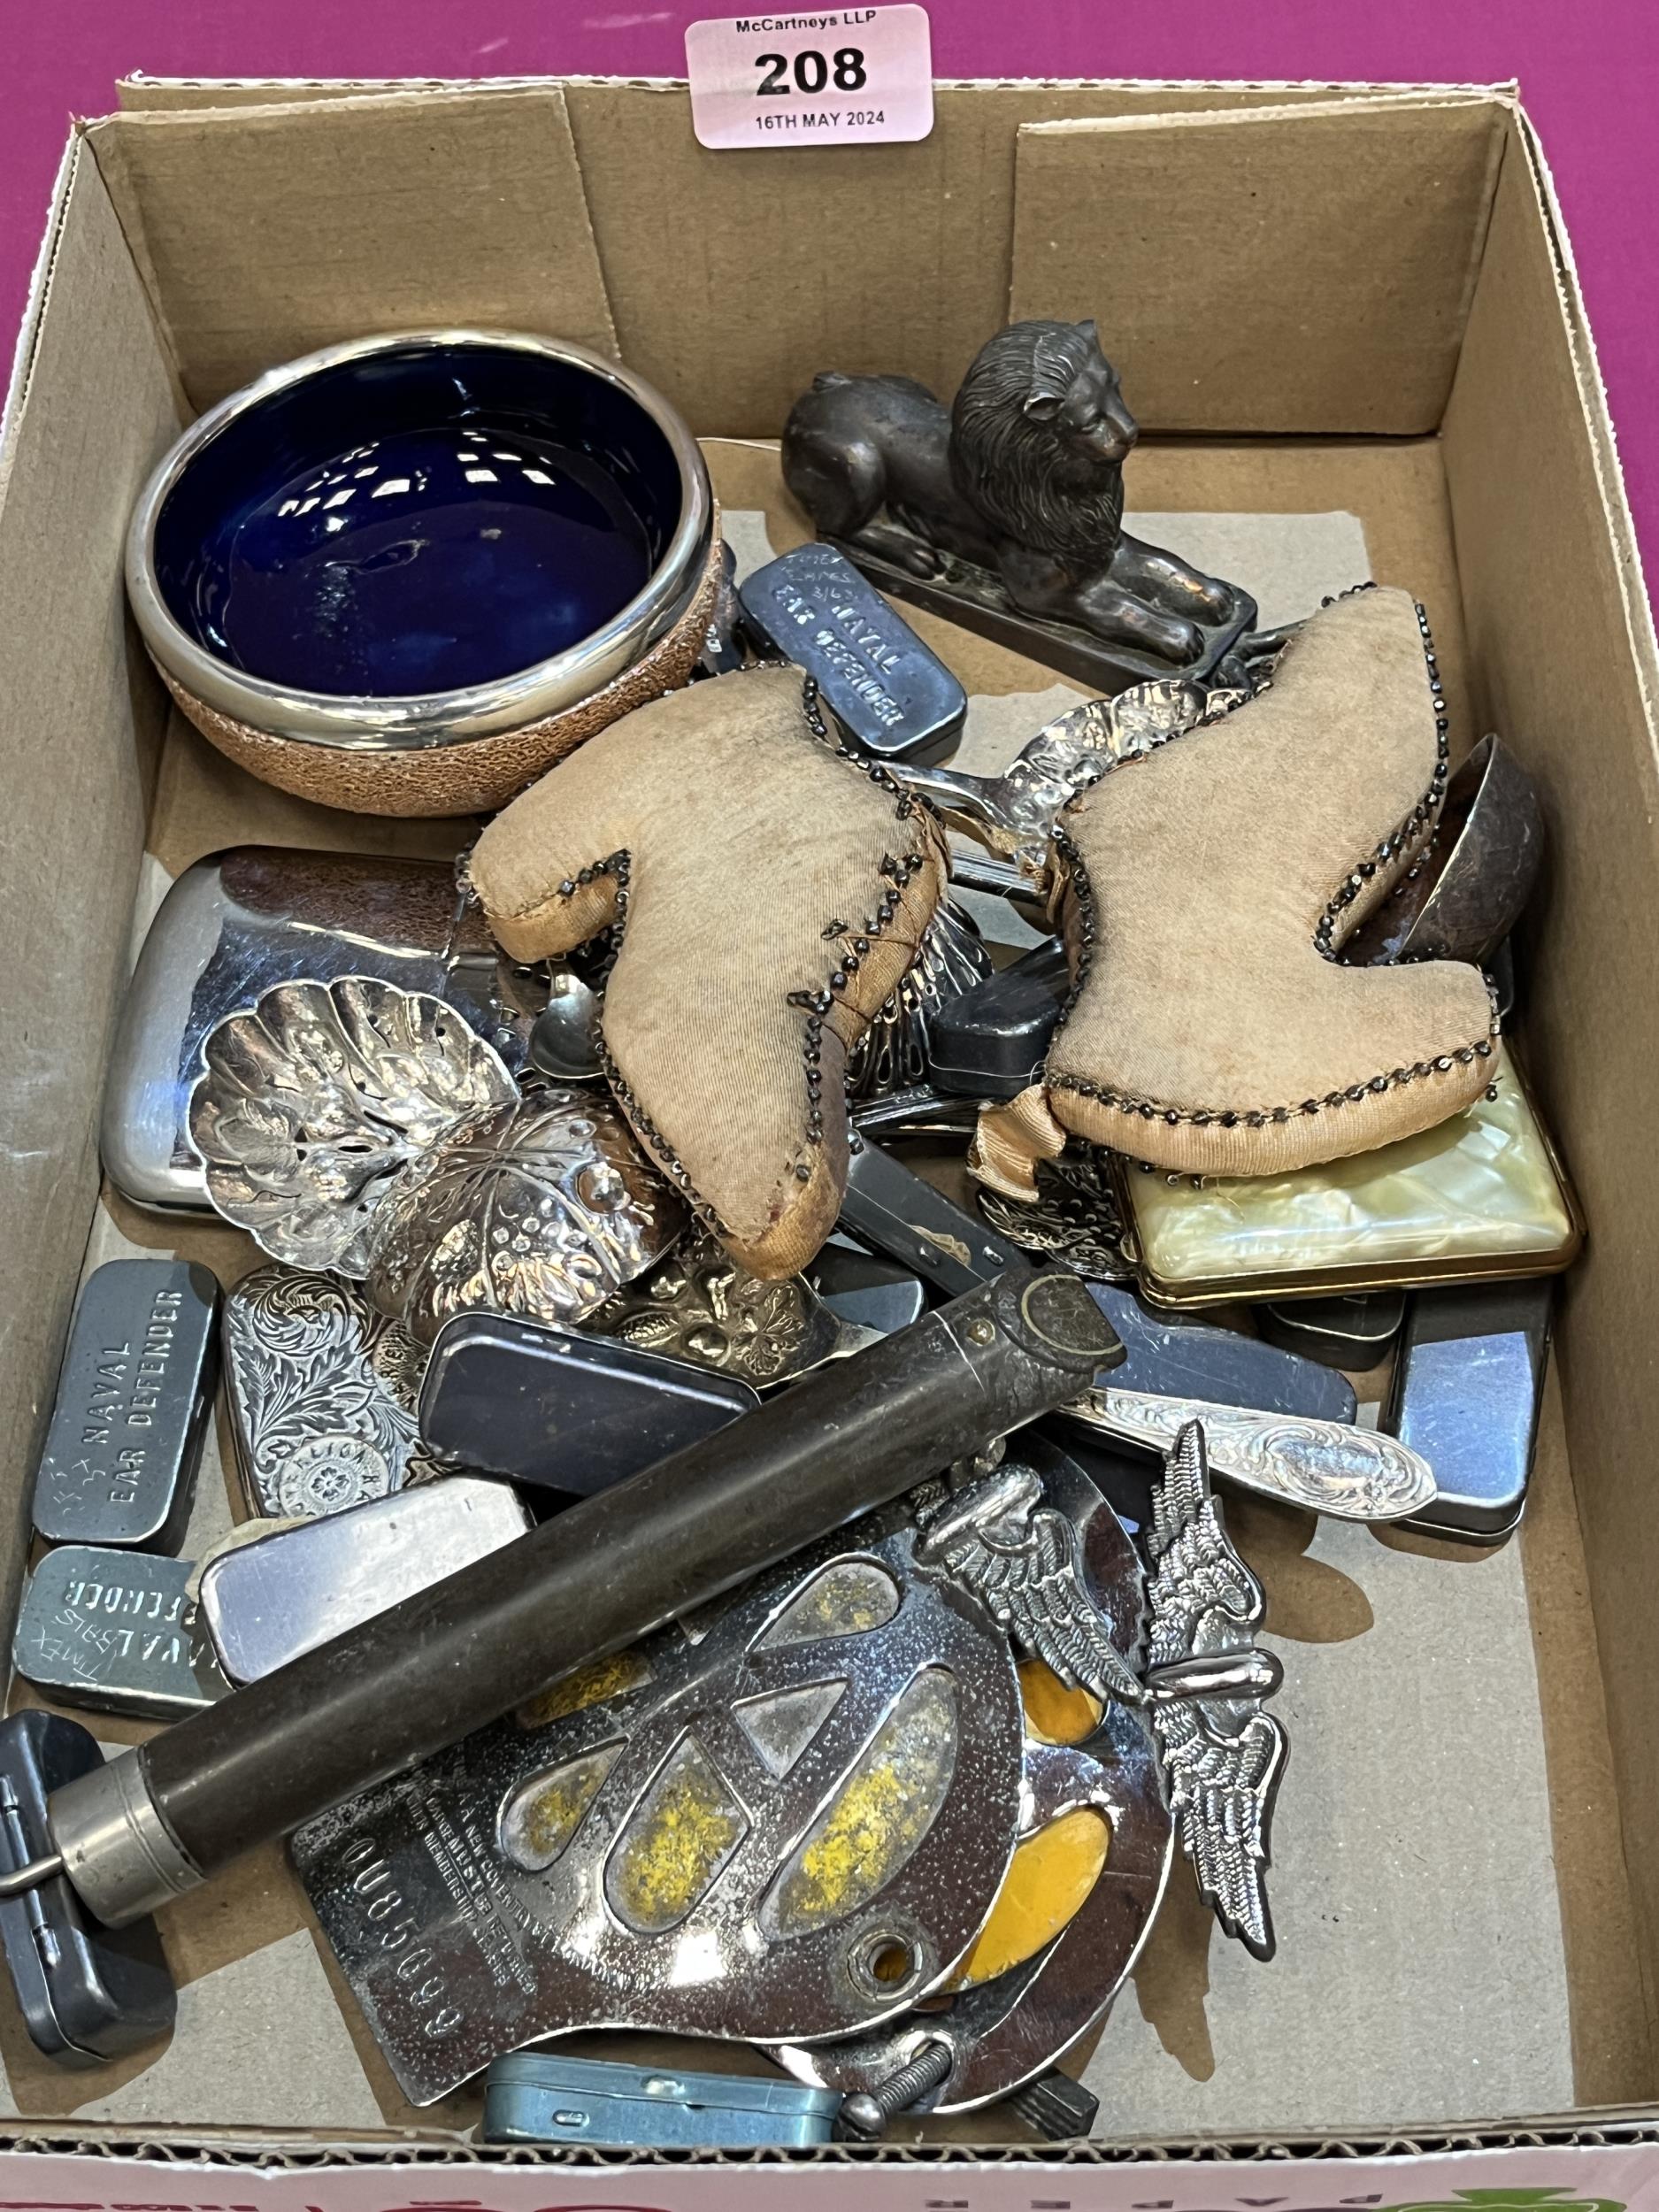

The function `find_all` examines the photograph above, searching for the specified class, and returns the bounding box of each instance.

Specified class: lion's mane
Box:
[949,320,1127,571]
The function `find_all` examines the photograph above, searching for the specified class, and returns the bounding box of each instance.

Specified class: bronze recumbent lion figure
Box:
[782,319,1259,692]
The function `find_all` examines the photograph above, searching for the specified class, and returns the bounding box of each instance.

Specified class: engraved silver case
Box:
[223,1265,440,1517]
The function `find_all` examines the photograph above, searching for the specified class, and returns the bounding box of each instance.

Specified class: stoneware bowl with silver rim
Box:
[127,329,717,814]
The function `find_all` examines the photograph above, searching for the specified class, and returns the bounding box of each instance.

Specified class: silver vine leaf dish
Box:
[588,1225,872,1386]
[188,975,518,1274]
[976,1146,1133,1281]
[847,899,995,1100]
[222,1264,442,1519]
[363,1087,687,1345]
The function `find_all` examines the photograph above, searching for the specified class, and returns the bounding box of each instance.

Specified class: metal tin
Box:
[0,1711,176,2064]
[1260,1290,1408,1371]
[1384,1279,1554,1543]
[481,2052,842,2148]
[102,844,545,1212]
[31,1260,219,1551]
[198,1477,533,1685]
[419,1310,759,1500]
[12,1548,228,1722]
[126,330,714,749]
[927,939,1069,1098]
[738,541,967,764]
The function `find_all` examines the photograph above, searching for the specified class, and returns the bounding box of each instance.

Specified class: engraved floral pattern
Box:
[223,1265,440,1517]
[977,1147,1132,1281]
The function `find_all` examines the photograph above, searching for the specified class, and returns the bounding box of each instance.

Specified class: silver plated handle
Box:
[1068,1387,1436,1522]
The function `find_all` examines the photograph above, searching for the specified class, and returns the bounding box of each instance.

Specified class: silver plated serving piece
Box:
[976,1148,1133,1282]
[223,1265,440,1517]
[588,1225,879,1386]
[127,330,714,750]
[291,1505,1028,2104]
[365,1087,686,1344]
[901,683,1225,876]
[188,976,518,1273]
[104,846,548,1214]
[1142,1424,1286,1960]
[775,1439,1171,2117]
[1069,1387,1437,1523]
[847,899,995,1099]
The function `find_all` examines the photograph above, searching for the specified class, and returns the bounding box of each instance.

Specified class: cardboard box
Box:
[2,68,1659,2200]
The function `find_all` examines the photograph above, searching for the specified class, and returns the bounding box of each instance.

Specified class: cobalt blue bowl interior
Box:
[151,342,688,700]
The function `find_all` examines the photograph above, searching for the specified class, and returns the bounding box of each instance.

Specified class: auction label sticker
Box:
[686,6,933,148]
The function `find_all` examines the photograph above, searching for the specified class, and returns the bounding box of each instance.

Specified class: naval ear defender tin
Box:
[31,1261,219,1552]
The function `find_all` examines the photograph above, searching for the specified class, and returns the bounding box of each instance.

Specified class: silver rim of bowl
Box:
[125,328,714,751]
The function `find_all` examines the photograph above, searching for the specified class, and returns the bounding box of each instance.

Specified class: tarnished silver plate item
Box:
[976,1148,1133,1282]
[223,1265,439,1517]
[365,1088,686,1344]
[188,976,518,1273]
[847,900,995,1100]
[12,1548,228,1723]
[291,1507,1026,2104]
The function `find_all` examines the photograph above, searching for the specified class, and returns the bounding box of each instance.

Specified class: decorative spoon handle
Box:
[1067,1387,1436,1522]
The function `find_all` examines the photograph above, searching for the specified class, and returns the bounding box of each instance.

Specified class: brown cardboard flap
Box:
[83,89,618,409]
[1011,96,1509,433]
[1444,118,1659,2044]
[565,82,1462,438]
[0,138,184,1621]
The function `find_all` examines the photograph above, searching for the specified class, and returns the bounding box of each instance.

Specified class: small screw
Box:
[839,2040,955,2139]
[964,1317,997,1347]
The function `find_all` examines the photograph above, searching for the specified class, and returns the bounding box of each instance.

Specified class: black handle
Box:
[140,1269,1117,1878]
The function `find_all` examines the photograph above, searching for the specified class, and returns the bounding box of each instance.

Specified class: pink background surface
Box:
[6,2,1656,592]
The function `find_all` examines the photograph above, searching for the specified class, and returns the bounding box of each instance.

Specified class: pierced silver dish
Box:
[188,976,518,1274]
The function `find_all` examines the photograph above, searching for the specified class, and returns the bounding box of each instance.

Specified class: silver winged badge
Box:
[1145,1421,1286,1962]
[913,1459,1147,1711]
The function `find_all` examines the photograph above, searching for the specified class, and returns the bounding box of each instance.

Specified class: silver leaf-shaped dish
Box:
[188,977,518,1274]
[363,1088,687,1344]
